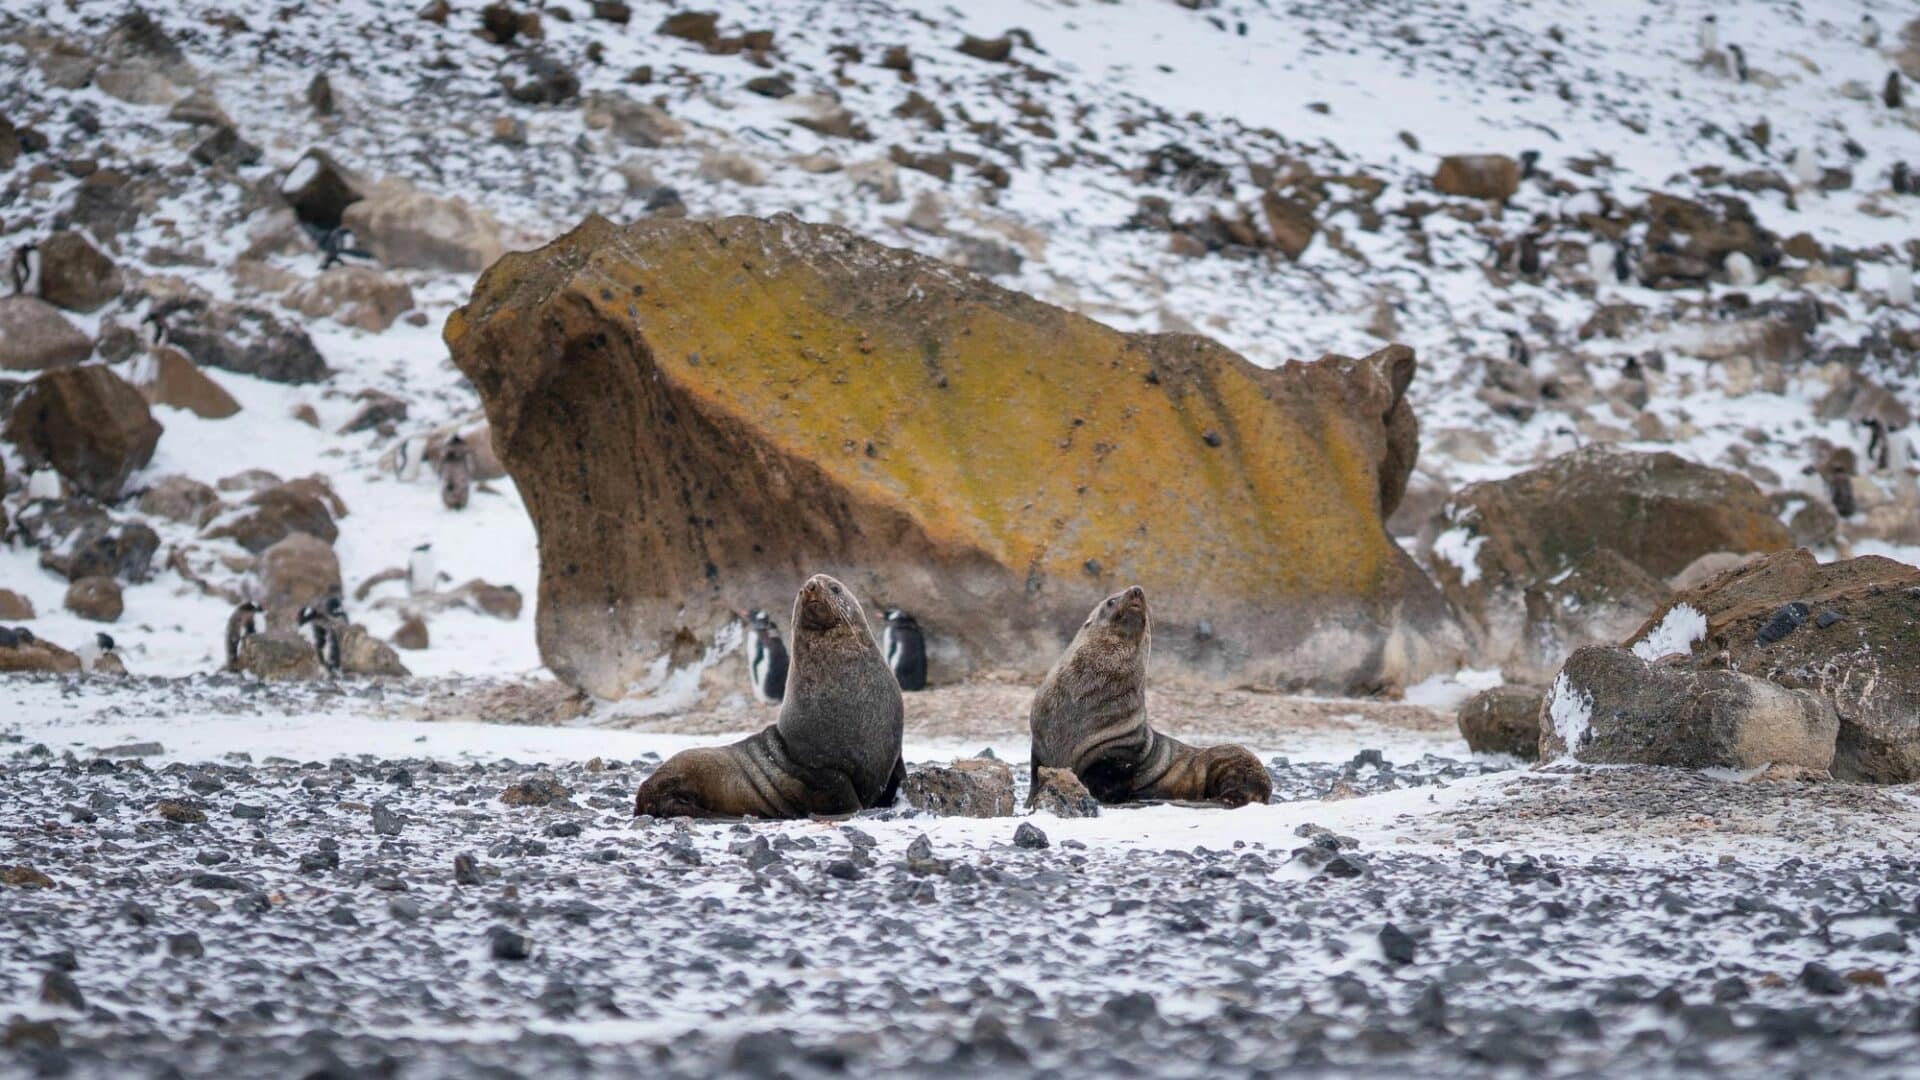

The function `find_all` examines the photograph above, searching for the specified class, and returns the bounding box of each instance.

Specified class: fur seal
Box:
[1030,586,1271,808]
[635,574,905,819]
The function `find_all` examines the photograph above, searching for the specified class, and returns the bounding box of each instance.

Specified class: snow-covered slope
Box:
[1,0,1916,683]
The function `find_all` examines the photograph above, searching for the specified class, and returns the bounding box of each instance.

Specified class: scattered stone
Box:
[488,926,532,960]
[394,615,429,650]
[1457,685,1543,759]
[138,475,222,526]
[235,632,327,681]
[957,34,1013,62]
[1432,155,1521,201]
[1,865,56,888]
[0,296,94,371]
[36,231,123,313]
[157,800,207,824]
[134,345,242,420]
[203,484,339,554]
[0,590,33,620]
[657,11,720,47]
[1379,923,1418,965]
[1026,766,1099,817]
[500,775,571,807]
[283,266,417,333]
[1012,822,1049,849]
[152,297,329,384]
[900,758,1014,817]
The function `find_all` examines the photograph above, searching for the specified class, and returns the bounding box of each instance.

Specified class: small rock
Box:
[39,971,84,1010]
[371,802,402,836]
[500,775,571,807]
[1027,766,1100,818]
[157,801,207,824]
[1,865,56,889]
[1756,602,1811,645]
[1798,961,1849,995]
[957,34,1013,62]
[489,926,532,960]
[454,853,482,886]
[166,931,203,958]
[1012,822,1049,850]
[65,576,123,622]
[1379,923,1417,965]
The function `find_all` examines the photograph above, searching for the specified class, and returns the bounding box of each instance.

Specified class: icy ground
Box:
[4,678,1920,1077]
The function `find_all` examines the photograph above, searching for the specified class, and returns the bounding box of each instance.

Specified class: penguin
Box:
[1727,43,1748,83]
[1792,145,1820,189]
[9,242,40,296]
[1724,251,1759,286]
[1698,14,1718,54]
[1518,149,1540,181]
[1503,330,1531,368]
[298,604,342,675]
[1613,241,1634,284]
[391,434,429,482]
[1516,233,1541,277]
[439,434,474,511]
[0,627,18,649]
[319,226,373,271]
[408,543,437,596]
[1894,161,1913,196]
[742,609,789,704]
[225,600,262,672]
[881,608,927,692]
[1587,240,1614,285]
[322,592,347,623]
[1890,262,1915,308]
[1862,14,1881,48]
[84,632,126,676]
[1887,73,1905,111]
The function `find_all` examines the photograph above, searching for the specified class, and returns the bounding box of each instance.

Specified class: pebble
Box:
[1012,823,1049,850]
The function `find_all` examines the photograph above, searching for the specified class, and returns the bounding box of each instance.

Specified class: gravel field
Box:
[5,678,1920,1078]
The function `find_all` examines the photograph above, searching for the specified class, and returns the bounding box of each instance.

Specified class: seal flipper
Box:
[873,755,906,809]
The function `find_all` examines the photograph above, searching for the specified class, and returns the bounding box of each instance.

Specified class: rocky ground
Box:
[5,677,1920,1077]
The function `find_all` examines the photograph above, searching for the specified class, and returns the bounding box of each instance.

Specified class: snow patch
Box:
[280,154,319,193]
[1432,527,1487,586]
[1546,672,1594,759]
[1632,604,1708,661]
[1402,666,1504,709]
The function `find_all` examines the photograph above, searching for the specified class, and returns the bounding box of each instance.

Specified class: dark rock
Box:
[203,485,338,554]
[278,149,363,230]
[489,926,532,960]
[957,34,1013,62]
[65,575,123,622]
[16,499,159,583]
[1012,822,1049,849]
[1755,602,1810,645]
[166,932,204,958]
[507,52,580,105]
[1797,961,1849,995]
[190,126,262,169]
[1026,766,1100,817]
[454,853,481,886]
[1457,685,1543,758]
[744,75,793,98]
[39,971,84,1011]
[152,297,328,384]
[500,775,571,807]
[3,367,160,501]
[1379,922,1417,965]
[657,11,719,46]
[36,231,123,314]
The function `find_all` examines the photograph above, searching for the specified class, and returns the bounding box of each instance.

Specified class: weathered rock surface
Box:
[3,366,162,500]
[1621,549,1920,783]
[152,298,328,384]
[279,149,364,230]
[282,266,416,332]
[899,757,1014,817]
[1539,645,1838,771]
[0,297,93,371]
[36,231,123,313]
[138,475,222,526]
[204,485,338,554]
[447,214,1460,698]
[340,625,411,677]
[1026,765,1100,817]
[1432,154,1520,202]
[236,632,325,680]
[15,499,159,582]
[0,636,82,675]
[1428,448,1791,682]
[132,346,241,419]
[1457,685,1543,759]
[341,180,507,273]
[255,533,342,620]
[65,576,123,622]
[0,590,33,620]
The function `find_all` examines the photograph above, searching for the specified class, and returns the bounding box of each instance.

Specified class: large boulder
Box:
[236,632,326,681]
[1636,193,1780,288]
[132,346,241,419]
[152,298,328,384]
[65,576,123,622]
[1457,685,1543,759]
[899,758,1015,817]
[340,180,507,273]
[0,635,83,675]
[3,367,162,500]
[340,624,411,677]
[1539,645,1838,771]
[282,266,416,332]
[0,297,93,371]
[1428,448,1791,682]
[255,532,341,621]
[203,484,338,554]
[279,149,365,231]
[37,231,123,313]
[446,214,1462,698]
[1620,549,1920,783]
[1432,154,1520,202]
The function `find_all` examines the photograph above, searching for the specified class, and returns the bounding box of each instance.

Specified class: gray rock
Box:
[900,757,1014,817]
[1457,685,1544,759]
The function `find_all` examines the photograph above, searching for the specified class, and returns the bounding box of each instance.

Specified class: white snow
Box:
[279,154,319,194]
[1431,526,1487,586]
[1631,603,1709,661]
[1401,666,1504,710]
[1546,671,1595,759]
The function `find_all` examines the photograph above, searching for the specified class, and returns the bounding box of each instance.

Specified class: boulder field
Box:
[447,213,1463,698]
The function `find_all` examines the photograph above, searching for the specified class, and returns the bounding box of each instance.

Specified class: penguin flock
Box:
[738,602,928,703]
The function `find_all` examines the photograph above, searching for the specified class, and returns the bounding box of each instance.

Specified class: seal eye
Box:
[829,583,841,595]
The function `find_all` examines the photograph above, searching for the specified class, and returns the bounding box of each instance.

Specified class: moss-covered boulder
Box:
[446,214,1461,699]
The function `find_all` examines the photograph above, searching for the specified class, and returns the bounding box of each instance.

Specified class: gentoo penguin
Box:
[742,609,789,704]
[1503,330,1531,368]
[408,543,437,596]
[1518,149,1540,181]
[84,633,127,676]
[9,242,40,295]
[1862,14,1881,48]
[439,434,474,511]
[319,226,372,271]
[1613,241,1634,284]
[322,592,347,623]
[881,608,927,692]
[141,310,169,348]
[1825,461,1857,519]
[1890,262,1916,308]
[1727,43,1748,83]
[298,604,342,675]
[225,600,262,671]
[1515,233,1541,277]
[1792,146,1820,189]
[1724,251,1759,286]
[1895,162,1914,196]
[1698,14,1718,54]
[1888,73,1905,111]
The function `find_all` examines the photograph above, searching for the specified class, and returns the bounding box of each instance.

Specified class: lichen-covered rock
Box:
[1621,549,1920,783]
[1432,154,1520,201]
[1428,448,1790,681]
[1539,645,1838,772]
[3,366,162,500]
[446,213,1461,698]
[236,632,326,681]
[202,485,338,554]
[1636,193,1780,288]
[0,297,93,371]
[37,231,123,314]
[899,758,1014,817]
[1026,765,1099,817]
[65,576,123,622]
[1457,685,1543,759]
[340,179,506,273]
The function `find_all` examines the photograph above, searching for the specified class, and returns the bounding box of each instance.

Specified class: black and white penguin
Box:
[141,310,169,349]
[319,226,372,271]
[1518,149,1540,181]
[322,591,347,623]
[10,242,40,296]
[1887,72,1905,111]
[881,608,927,692]
[440,434,474,511]
[84,632,126,676]
[1613,240,1634,284]
[1894,162,1914,196]
[298,604,342,675]
[1698,14,1718,53]
[742,609,789,704]
[1727,43,1748,83]
[1862,14,1881,47]
[408,543,437,596]
[1515,233,1541,277]
[225,600,262,671]
[1503,330,1531,368]
[0,627,21,649]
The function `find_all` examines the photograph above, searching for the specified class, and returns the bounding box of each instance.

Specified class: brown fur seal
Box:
[635,574,905,819]
[1030,586,1272,808]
